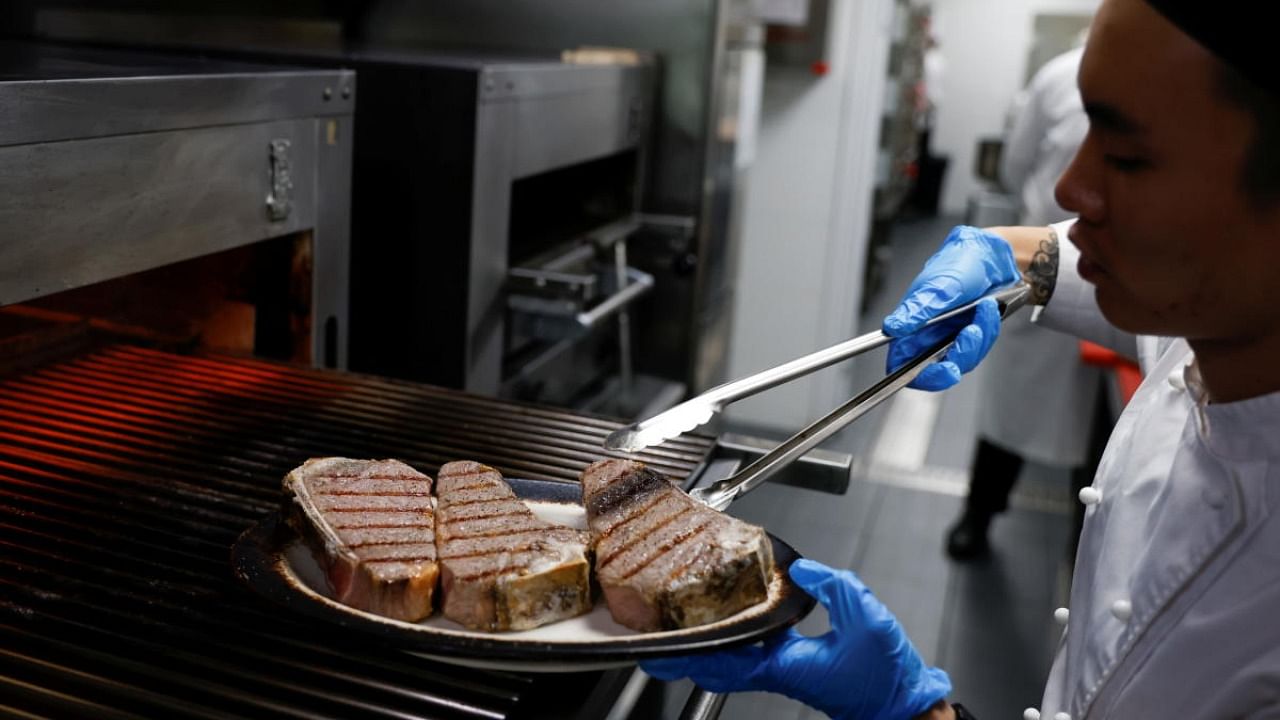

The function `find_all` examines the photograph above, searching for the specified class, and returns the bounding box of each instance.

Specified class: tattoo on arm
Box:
[1024,228,1059,306]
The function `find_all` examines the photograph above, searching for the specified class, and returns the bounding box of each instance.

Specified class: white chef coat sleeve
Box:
[1032,219,1139,360]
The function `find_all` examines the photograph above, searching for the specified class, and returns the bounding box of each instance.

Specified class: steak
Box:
[283,458,438,622]
[580,459,774,632]
[435,461,591,631]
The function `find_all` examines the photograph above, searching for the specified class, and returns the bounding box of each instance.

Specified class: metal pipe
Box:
[678,688,727,720]
[575,267,654,329]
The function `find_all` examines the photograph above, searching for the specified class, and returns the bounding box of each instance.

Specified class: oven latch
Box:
[266,139,293,221]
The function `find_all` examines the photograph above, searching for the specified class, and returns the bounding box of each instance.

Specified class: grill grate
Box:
[0,344,714,719]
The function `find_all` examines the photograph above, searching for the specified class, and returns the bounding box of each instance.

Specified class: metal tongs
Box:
[605,283,1033,510]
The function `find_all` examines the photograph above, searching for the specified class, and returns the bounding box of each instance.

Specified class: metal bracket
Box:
[712,433,852,496]
[266,139,293,221]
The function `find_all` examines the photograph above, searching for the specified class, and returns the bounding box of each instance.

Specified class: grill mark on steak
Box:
[595,494,690,555]
[350,543,437,561]
[345,536,436,547]
[437,510,525,525]
[596,491,669,539]
[615,516,718,580]
[597,504,697,568]
[307,476,432,490]
[332,522,423,530]
[308,486,430,491]
[327,509,432,530]
[436,482,490,493]
[442,497,517,509]
[437,528,581,560]
[444,549,572,580]
[311,474,429,480]
[312,494,433,512]
[439,525,546,542]
[322,507,431,513]
[362,555,437,564]
[338,525,435,547]
[439,543,548,562]
[434,515,546,540]
[584,466,670,519]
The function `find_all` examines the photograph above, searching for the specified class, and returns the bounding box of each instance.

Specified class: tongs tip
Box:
[602,428,646,452]
[604,401,716,452]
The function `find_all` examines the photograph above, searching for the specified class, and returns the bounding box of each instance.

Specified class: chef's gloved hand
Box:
[641,559,951,720]
[882,225,1021,391]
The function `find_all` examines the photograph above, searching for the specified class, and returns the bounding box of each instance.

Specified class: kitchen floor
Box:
[650,215,1084,720]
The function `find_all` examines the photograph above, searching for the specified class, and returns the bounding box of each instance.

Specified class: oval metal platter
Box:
[231,477,815,672]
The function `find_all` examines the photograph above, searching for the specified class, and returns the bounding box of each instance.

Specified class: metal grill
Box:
[0,343,715,719]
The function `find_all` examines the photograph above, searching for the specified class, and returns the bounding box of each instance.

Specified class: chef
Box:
[643,0,1280,718]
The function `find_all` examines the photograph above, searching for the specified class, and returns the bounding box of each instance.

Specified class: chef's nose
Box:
[1056,134,1105,224]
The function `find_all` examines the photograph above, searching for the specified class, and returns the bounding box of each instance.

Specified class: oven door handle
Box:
[575,267,654,329]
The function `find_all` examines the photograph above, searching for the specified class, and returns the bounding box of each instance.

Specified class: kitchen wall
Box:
[929,0,1100,216]
[723,0,895,432]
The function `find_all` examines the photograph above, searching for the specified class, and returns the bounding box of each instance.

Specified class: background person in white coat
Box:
[945,43,1105,559]
[644,0,1280,717]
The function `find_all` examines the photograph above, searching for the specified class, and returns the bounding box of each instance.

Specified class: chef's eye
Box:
[1105,154,1149,172]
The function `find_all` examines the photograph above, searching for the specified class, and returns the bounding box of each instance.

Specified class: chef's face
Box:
[1055,0,1280,343]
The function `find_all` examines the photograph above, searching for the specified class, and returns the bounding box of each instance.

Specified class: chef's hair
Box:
[1216,63,1280,210]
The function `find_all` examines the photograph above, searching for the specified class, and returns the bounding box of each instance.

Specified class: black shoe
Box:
[945,511,992,560]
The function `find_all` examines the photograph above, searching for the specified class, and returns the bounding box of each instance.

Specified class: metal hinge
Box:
[266,139,293,221]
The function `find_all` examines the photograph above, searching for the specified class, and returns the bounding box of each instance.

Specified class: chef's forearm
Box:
[987,225,1056,272]
[987,225,1060,306]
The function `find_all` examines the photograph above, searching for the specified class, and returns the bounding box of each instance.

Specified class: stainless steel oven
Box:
[0,41,353,368]
[109,44,666,416]
[324,50,662,414]
[17,0,753,415]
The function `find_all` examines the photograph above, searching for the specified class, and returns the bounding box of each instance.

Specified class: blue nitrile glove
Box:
[881,225,1021,391]
[641,559,951,720]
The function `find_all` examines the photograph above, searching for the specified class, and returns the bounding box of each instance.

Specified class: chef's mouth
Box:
[1067,226,1107,283]
[1077,253,1107,283]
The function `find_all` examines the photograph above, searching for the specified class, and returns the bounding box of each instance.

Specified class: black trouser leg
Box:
[947,438,1024,558]
[965,438,1024,516]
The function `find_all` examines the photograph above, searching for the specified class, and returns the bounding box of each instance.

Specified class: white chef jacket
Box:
[979,46,1099,467]
[1028,220,1280,719]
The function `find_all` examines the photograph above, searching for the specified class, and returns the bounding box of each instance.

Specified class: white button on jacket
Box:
[1024,220,1280,719]
[1109,600,1132,623]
